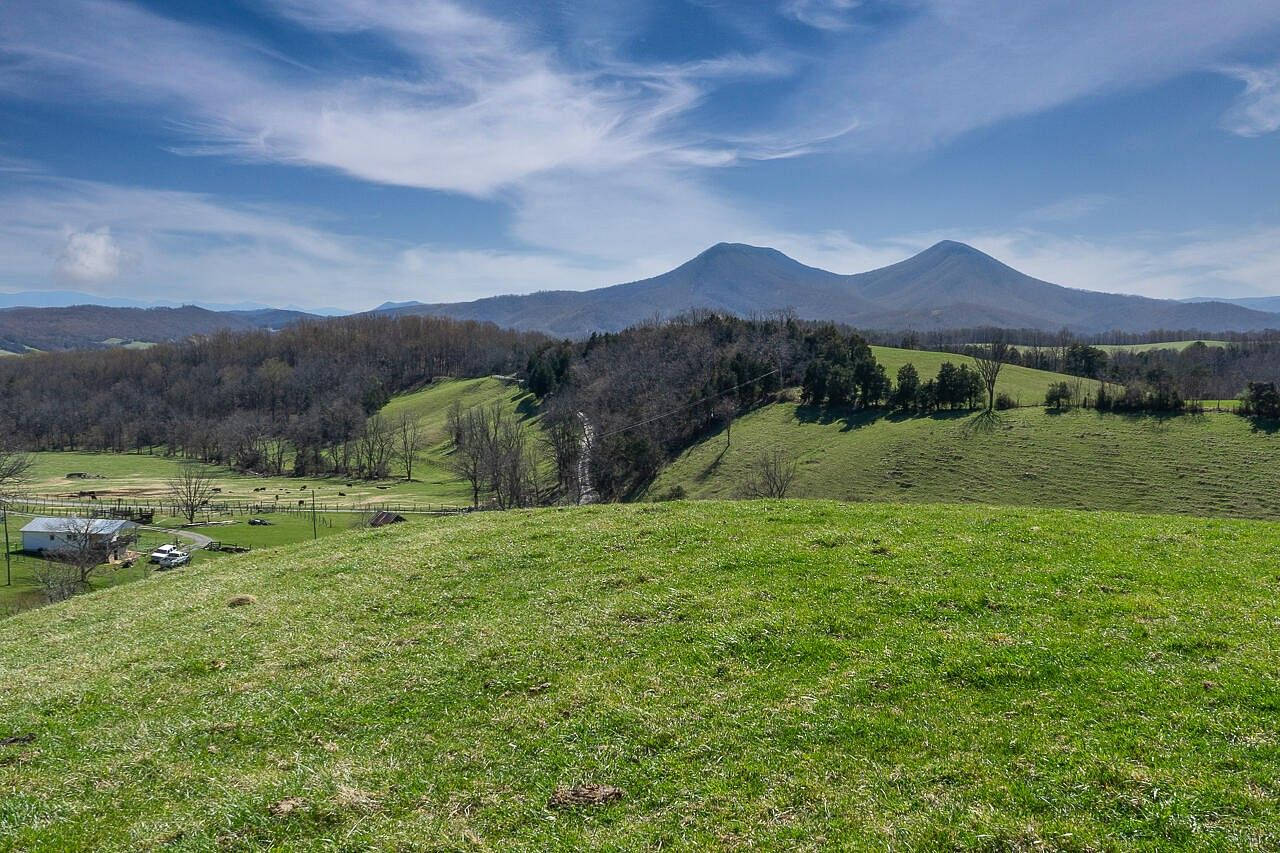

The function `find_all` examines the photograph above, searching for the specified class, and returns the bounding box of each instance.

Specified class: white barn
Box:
[20,517,138,559]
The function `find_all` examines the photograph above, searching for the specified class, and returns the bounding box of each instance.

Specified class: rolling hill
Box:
[0,304,316,352]
[3,500,1280,848]
[385,240,1280,336]
[649,402,1280,520]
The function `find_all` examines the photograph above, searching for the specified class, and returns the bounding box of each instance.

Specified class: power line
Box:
[595,367,779,440]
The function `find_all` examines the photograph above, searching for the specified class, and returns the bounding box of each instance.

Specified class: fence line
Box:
[6,495,470,520]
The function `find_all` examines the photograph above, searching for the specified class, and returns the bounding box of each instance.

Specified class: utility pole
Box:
[2,502,10,587]
[311,491,317,540]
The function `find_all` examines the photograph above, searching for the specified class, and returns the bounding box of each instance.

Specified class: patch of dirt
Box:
[269,797,307,818]
[334,785,380,811]
[227,595,257,608]
[548,783,625,809]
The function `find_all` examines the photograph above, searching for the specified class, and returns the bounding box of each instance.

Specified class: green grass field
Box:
[872,345,1099,406]
[650,404,1280,520]
[3,500,1280,849]
[0,511,352,613]
[20,377,533,509]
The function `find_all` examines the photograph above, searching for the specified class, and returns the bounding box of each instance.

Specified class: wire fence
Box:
[5,495,470,521]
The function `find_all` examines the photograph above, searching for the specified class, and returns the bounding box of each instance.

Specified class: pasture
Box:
[18,377,533,510]
[871,345,1100,405]
[649,403,1280,520]
[3,500,1280,848]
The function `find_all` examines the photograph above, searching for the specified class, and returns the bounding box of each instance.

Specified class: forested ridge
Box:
[0,314,543,464]
[5,310,1280,503]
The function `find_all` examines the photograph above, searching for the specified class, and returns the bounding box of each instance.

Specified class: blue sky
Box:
[1,0,1279,311]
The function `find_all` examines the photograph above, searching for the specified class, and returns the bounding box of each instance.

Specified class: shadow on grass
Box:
[696,444,730,482]
[515,393,541,419]
[1246,416,1280,436]
[795,404,984,431]
[961,409,1005,437]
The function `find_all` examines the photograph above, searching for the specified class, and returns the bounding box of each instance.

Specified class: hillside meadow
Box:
[18,377,532,509]
[871,345,1100,406]
[649,404,1280,520]
[3,500,1280,849]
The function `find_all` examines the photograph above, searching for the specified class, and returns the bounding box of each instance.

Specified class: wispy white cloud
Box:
[780,0,862,32]
[1220,63,1280,136]
[1025,194,1112,223]
[791,0,1280,152]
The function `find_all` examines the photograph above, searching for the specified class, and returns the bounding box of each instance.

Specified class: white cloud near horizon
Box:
[53,227,135,283]
[5,176,1280,313]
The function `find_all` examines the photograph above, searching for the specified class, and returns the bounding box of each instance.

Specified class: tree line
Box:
[0,314,545,478]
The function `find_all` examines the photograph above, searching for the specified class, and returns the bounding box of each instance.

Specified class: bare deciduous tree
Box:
[540,408,583,501]
[31,560,82,603]
[0,443,31,585]
[447,403,545,510]
[447,404,495,508]
[0,444,31,496]
[715,398,737,449]
[394,413,424,481]
[742,449,798,499]
[357,415,396,480]
[39,517,134,602]
[166,464,216,523]
[972,338,1010,411]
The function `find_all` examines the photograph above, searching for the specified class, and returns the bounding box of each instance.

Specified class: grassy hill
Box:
[650,404,1280,520]
[3,501,1280,849]
[20,377,532,509]
[1099,340,1228,354]
[871,345,1099,406]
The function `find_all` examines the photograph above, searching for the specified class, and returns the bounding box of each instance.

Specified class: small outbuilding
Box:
[369,511,406,528]
[20,517,138,560]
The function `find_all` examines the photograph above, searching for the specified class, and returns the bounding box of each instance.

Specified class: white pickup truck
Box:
[156,551,190,570]
[149,544,182,564]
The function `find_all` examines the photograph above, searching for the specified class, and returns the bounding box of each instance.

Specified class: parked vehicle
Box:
[156,551,190,570]
[149,544,181,563]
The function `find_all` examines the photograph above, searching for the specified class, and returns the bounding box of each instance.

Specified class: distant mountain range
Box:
[0,305,314,353]
[0,289,348,315]
[3,241,1278,352]
[1181,295,1280,313]
[379,240,1280,336]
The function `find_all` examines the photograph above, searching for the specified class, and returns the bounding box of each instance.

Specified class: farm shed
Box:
[369,511,406,528]
[20,517,138,559]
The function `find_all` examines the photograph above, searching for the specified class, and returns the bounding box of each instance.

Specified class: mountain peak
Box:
[921,240,989,258]
[696,242,781,259]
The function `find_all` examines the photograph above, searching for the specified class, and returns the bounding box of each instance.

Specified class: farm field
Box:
[871,345,1099,405]
[649,403,1280,520]
[19,377,533,510]
[3,500,1280,849]
[1099,340,1228,353]
[0,510,352,613]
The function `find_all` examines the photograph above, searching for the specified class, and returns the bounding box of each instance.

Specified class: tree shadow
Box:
[515,394,541,419]
[960,409,1005,437]
[794,404,885,432]
[696,444,730,482]
[1246,416,1280,435]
